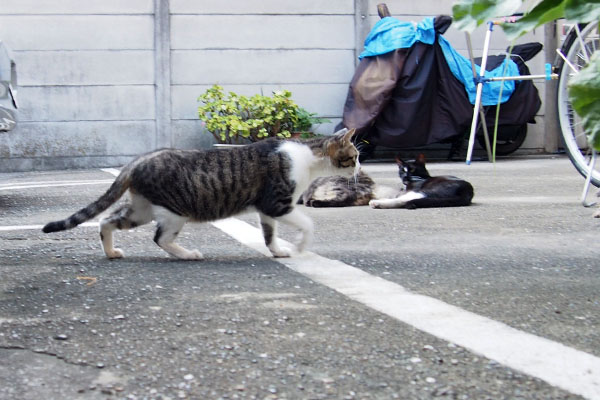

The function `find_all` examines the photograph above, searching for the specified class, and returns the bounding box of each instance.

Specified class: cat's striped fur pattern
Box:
[43,129,359,259]
[299,171,400,207]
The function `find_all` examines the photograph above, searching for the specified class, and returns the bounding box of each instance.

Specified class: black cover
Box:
[341,16,541,149]
[475,43,542,127]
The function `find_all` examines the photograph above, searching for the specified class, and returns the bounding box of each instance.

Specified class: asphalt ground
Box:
[0,155,599,400]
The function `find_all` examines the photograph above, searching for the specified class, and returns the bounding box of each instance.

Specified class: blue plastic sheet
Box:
[359,17,520,105]
[437,35,519,105]
[359,17,436,58]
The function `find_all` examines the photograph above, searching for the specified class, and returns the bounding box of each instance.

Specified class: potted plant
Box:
[198,85,301,144]
[292,107,331,139]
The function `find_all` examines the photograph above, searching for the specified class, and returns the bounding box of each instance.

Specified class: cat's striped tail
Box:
[42,172,131,233]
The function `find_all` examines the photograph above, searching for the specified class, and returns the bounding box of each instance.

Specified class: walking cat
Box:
[43,129,360,259]
[369,154,474,209]
[299,171,400,207]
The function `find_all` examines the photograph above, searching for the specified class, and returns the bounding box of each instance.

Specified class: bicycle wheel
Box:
[476,124,528,156]
[556,23,600,186]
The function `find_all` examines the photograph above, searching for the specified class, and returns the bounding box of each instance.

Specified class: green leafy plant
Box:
[452,0,600,150]
[197,85,300,144]
[295,107,331,135]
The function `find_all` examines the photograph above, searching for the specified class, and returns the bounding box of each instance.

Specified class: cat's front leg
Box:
[369,198,405,209]
[370,192,424,209]
[276,208,314,254]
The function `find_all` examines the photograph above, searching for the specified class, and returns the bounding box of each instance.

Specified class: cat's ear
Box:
[332,127,356,143]
[342,128,356,143]
[416,153,426,164]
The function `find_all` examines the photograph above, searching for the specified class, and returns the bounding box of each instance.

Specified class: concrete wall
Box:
[0,0,555,171]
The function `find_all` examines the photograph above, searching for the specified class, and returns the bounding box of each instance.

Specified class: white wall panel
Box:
[367,0,453,16]
[16,51,154,86]
[172,49,355,85]
[18,86,155,121]
[0,0,153,14]
[171,15,354,49]
[172,120,217,150]
[170,0,353,15]
[5,121,156,158]
[0,16,154,50]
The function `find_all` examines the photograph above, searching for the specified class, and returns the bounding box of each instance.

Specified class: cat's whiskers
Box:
[353,159,361,184]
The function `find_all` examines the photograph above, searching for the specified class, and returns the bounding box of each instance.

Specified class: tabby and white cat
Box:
[43,129,360,259]
[369,154,474,209]
[299,171,400,207]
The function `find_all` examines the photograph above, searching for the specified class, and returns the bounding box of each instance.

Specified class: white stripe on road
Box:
[0,222,99,232]
[0,179,112,187]
[100,168,121,176]
[0,168,118,192]
[212,217,600,400]
[0,180,113,191]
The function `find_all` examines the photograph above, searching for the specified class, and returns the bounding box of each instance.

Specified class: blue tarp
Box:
[359,17,520,105]
[359,17,436,58]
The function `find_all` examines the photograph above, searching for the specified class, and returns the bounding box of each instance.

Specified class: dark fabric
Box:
[475,43,543,127]
[341,18,542,149]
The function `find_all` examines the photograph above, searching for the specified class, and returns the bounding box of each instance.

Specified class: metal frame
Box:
[464,21,558,165]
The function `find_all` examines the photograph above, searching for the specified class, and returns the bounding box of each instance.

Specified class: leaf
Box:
[502,0,565,40]
[568,51,600,151]
[565,0,600,23]
[452,0,522,32]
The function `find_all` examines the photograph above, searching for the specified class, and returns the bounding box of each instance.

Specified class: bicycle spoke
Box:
[556,23,600,186]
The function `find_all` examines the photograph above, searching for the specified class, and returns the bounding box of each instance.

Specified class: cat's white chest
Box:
[278,142,318,195]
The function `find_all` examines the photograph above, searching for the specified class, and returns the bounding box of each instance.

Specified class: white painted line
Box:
[101,168,121,176]
[0,222,99,232]
[0,180,113,191]
[0,179,111,187]
[212,217,600,400]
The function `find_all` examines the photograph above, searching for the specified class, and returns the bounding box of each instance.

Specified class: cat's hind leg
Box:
[99,194,153,259]
[153,206,202,260]
[258,212,292,258]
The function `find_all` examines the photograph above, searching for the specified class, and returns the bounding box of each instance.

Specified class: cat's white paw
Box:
[181,249,204,260]
[369,200,381,209]
[295,235,312,254]
[270,247,292,258]
[106,248,124,259]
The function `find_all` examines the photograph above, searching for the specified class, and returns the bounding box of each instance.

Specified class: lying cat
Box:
[43,128,360,259]
[369,154,474,209]
[299,171,400,207]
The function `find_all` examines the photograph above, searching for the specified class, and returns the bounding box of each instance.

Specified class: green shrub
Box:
[198,85,300,144]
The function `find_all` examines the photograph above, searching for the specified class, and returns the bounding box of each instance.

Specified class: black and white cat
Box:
[369,154,474,209]
[43,129,360,259]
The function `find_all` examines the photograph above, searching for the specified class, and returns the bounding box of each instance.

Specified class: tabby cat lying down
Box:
[299,171,400,207]
[43,129,360,259]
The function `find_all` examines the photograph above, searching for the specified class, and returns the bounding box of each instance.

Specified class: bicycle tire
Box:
[476,124,528,156]
[555,23,600,187]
